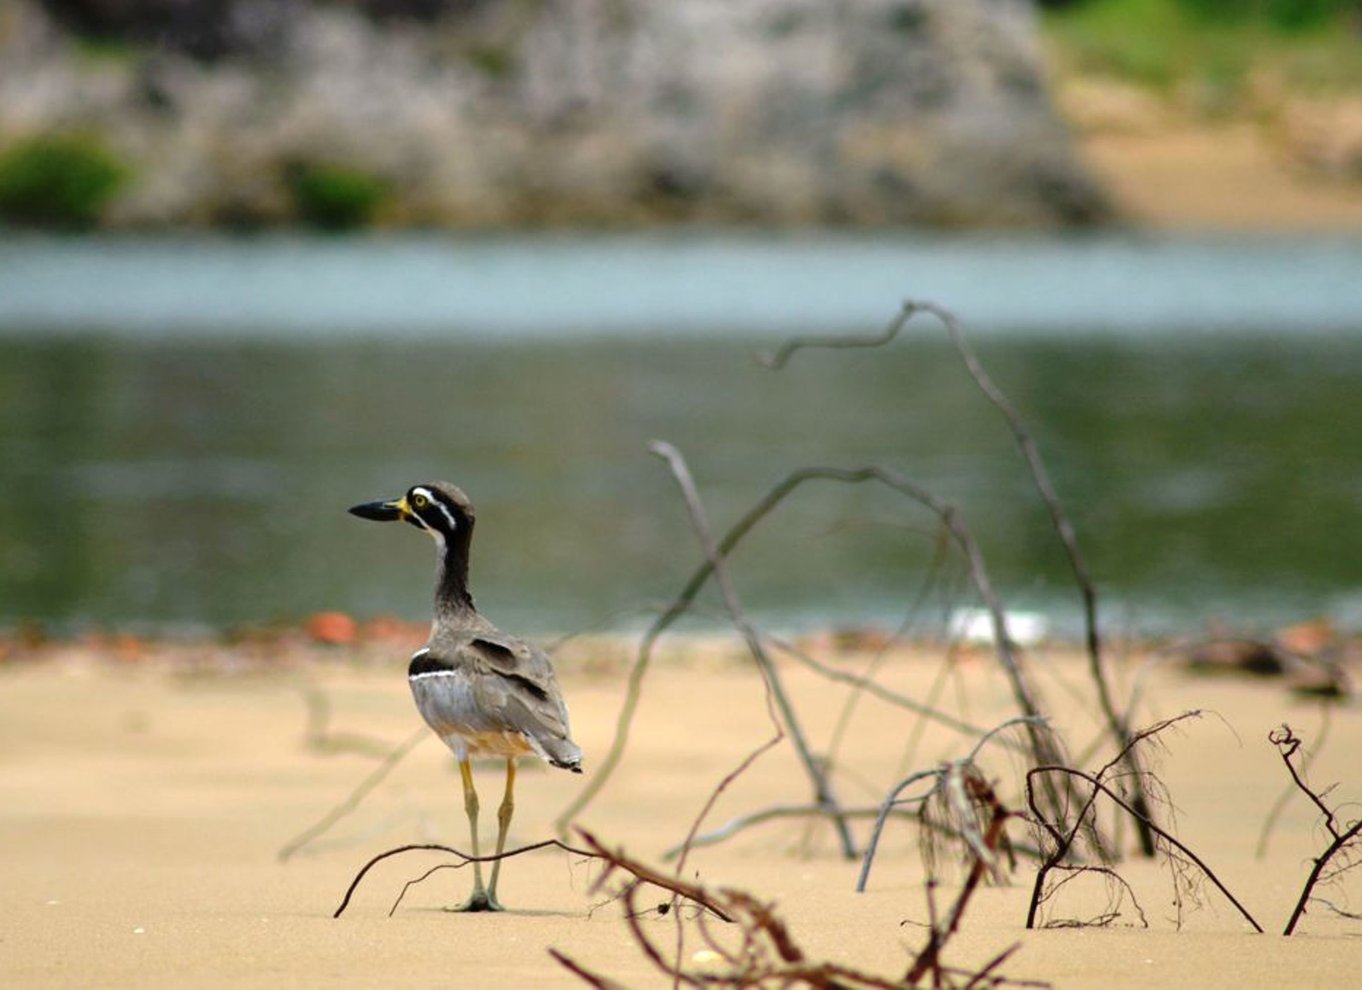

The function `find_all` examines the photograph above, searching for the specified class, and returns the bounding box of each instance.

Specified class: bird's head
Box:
[348,482,475,544]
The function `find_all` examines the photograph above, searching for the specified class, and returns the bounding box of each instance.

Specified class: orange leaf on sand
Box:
[306,612,358,645]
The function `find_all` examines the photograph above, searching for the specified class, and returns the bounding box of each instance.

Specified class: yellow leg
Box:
[451,758,501,912]
[487,759,516,905]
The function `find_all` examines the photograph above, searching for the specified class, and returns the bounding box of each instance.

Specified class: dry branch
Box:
[558,461,1079,845]
[905,769,1015,986]
[1271,724,1362,935]
[555,828,1042,990]
[857,716,1043,894]
[332,832,735,921]
[651,440,857,865]
[1256,705,1331,859]
[1023,712,1262,933]
[763,299,1155,857]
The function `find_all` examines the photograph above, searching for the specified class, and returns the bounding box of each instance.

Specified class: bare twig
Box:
[333,831,735,922]
[663,804,913,862]
[1039,865,1148,929]
[562,828,1039,990]
[557,456,1076,840]
[763,299,1153,857]
[905,770,1013,985]
[1272,724,1362,935]
[1025,713,1201,930]
[547,949,628,990]
[766,632,1024,748]
[278,726,427,862]
[1025,762,1261,933]
[651,440,851,868]
[858,716,1044,893]
[1257,705,1332,859]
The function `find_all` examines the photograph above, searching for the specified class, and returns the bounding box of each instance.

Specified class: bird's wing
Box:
[457,634,572,741]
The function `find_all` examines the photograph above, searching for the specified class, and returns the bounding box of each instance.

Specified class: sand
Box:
[2,632,1360,988]
[1077,124,1362,233]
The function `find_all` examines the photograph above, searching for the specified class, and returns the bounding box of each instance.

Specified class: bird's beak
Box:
[348,496,409,522]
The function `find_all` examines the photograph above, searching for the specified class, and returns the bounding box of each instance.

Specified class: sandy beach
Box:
[2,629,1359,988]
[1080,125,1362,232]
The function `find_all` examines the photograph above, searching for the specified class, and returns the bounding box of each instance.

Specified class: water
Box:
[2,233,1360,636]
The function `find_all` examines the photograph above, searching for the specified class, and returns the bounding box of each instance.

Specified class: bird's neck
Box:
[432,530,475,616]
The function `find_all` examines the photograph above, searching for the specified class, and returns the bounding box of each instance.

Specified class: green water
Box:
[3,326,1360,636]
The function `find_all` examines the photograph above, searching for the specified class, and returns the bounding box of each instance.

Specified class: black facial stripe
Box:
[410,487,461,535]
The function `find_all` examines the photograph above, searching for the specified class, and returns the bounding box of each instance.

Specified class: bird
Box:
[349,481,582,912]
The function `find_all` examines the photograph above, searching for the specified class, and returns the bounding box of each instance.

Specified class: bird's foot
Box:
[447,889,505,913]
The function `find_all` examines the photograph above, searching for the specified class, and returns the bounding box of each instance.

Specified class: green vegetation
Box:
[284,161,389,231]
[0,134,129,229]
[1043,0,1362,99]
[463,42,517,80]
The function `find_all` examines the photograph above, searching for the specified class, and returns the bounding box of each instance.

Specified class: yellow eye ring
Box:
[412,493,428,509]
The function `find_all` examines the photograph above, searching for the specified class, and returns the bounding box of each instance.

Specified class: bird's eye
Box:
[412,493,429,509]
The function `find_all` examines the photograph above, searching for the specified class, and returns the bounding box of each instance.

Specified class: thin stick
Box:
[1271,724,1362,935]
[334,832,735,922]
[278,726,427,862]
[663,804,913,861]
[765,632,1013,746]
[650,441,844,986]
[905,772,1011,985]
[1256,705,1331,858]
[651,442,829,856]
[1027,765,1262,933]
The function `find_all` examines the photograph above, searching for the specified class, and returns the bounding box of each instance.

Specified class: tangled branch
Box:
[1272,724,1362,935]
[1025,711,1261,933]
[763,298,1155,857]
[553,828,1044,990]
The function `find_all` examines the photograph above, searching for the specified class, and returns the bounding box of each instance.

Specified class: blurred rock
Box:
[1,0,1112,228]
[1184,639,1288,677]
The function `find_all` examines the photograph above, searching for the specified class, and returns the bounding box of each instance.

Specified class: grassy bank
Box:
[1041,0,1362,228]
[1043,0,1362,111]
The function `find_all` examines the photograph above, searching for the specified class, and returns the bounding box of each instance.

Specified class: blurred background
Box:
[1,0,1360,638]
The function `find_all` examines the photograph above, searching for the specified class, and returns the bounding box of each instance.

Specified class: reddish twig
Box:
[905,770,1013,985]
[1272,724,1362,935]
[558,461,1078,843]
[332,833,732,922]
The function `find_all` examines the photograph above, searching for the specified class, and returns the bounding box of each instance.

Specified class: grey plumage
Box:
[410,629,582,771]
